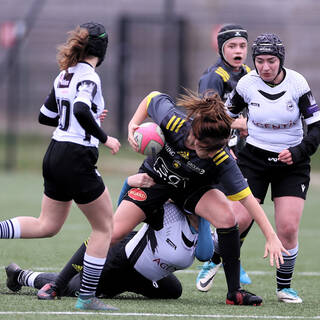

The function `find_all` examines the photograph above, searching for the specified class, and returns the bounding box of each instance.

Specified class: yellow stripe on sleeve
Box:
[243,64,251,73]
[215,154,229,165]
[175,119,186,132]
[215,67,230,82]
[146,91,162,109]
[227,187,252,201]
[213,149,225,162]
[170,117,181,131]
[166,115,177,130]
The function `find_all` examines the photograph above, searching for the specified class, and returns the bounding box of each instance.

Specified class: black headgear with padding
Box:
[217,24,248,63]
[80,22,108,67]
[252,33,285,69]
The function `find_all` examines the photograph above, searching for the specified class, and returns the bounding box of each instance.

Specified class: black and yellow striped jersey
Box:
[198,57,250,101]
[141,92,251,201]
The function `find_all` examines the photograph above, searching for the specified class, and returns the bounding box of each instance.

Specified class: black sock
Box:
[54,241,87,293]
[211,252,222,265]
[240,220,254,247]
[216,224,240,293]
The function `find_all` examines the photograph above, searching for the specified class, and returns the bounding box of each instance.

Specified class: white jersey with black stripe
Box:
[125,202,197,281]
[40,62,105,148]
[227,68,320,152]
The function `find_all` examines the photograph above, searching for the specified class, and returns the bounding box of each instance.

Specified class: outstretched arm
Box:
[239,194,289,268]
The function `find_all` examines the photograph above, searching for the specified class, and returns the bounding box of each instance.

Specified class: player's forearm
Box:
[240,194,277,241]
[129,96,149,126]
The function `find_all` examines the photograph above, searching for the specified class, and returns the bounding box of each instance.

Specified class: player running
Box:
[0,22,120,311]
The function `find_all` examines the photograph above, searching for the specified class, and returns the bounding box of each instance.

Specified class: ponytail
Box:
[57,26,89,70]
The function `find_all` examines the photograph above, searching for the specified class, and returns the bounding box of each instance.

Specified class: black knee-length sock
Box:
[216,224,240,293]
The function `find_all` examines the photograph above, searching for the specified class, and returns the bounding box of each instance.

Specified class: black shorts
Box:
[237,144,310,204]
[42,139,105,204]
[122,181,213,226]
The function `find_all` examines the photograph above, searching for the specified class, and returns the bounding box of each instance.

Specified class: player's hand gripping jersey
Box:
[226,68,320,157]
[40,62,105,148]
[140,92,250,200]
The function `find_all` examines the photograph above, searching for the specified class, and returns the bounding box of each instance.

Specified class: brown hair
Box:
[177,89,233,151]
[56,26,89,70]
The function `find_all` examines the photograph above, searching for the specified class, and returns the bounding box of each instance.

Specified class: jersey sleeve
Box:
[198,71,224,97]
[74,79,98,107]
[225,88,248,117]
[146,92,177,126]
[40,87,58,116]
[298,91,320,125]
[213,149,251,200]
[39,87,59,126]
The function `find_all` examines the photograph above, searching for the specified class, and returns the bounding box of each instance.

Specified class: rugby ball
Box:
[134,122,165,156]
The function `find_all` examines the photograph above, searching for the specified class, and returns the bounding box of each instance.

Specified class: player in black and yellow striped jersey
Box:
[197,24,252,291]
[199,24,250,103]
[111,89,289,306]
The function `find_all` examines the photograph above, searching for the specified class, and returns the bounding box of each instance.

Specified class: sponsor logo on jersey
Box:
[165,144,176,157]
[128,188,147,201]
[153,258,177,272]
[58,72,74,88]
[177,151,189,160]
[268,157,278,162]
[252,119,296,129]
[153,157,188,188]
[301,184,306,192]
[166,238,177,249]
[72,264,83,273]
[186,161,205,174]
[250,102,260,107]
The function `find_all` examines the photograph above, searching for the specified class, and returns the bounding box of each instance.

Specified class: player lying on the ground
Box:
[5,174,214,300]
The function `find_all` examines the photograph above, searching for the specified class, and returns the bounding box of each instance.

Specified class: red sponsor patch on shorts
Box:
[128,188,147,201]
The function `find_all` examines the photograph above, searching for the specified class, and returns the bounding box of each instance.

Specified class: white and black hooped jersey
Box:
[226,68,320,153]
[40,62,105,148]
[125,202,198,281]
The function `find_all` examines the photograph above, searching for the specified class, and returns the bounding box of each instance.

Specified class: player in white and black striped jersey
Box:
[225,33,320,303]
[0,22,120,311]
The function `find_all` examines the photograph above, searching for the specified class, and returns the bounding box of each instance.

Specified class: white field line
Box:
[0,312,319,319]
[1,266,319,276]
[176,270,320,276]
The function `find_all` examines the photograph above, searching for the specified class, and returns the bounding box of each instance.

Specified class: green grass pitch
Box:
[0,137,319,319]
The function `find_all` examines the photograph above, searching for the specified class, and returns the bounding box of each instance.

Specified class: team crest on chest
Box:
[173,160,181,169]
[287,101,294,112]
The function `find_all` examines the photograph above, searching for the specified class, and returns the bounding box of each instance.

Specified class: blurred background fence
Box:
[1,0,320,170]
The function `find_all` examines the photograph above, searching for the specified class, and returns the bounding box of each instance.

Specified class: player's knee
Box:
[167,282,182,299]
